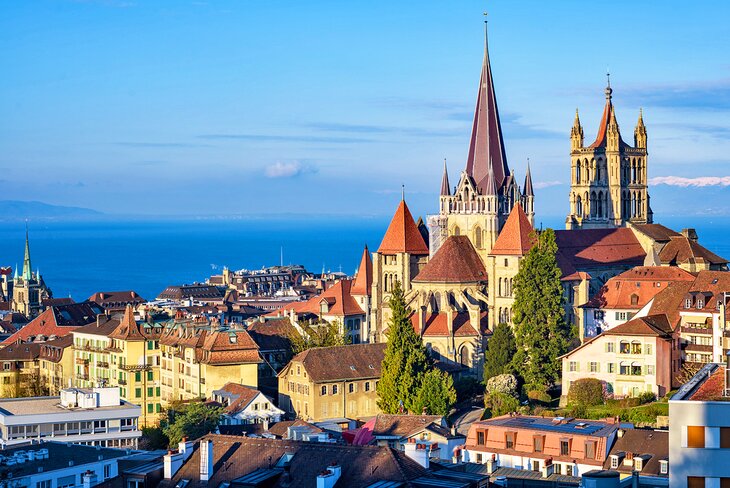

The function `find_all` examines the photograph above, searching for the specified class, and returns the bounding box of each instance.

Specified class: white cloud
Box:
[264,161,314,179]
[534,180,562,189]
[650,176,730,187]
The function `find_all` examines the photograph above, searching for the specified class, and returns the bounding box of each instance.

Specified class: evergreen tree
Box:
[483,322,516,381]
[413,369,457,417]
[377,281,430,413]
[510,228,572,392]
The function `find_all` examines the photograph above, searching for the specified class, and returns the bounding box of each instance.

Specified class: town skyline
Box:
[2,1,730,219]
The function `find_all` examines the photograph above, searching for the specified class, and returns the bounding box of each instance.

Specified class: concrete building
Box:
[669,362,730,488]
[0,386,141,448]
[278,343,385,423]
[464,414,620,478]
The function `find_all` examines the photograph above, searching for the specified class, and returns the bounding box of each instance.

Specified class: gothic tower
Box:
[428,20,531,262]
[566,79,651,230]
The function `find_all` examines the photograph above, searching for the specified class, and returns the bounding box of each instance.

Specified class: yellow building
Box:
[159,320,260,404]
[71,307,164,426]
[0,342,43,397]
[278,343,385,423]
[39,335,74,395]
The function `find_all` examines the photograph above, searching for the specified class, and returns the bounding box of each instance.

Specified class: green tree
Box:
[377,281,430,413]
[413,369,457,417]
[567,378,605,407]
[483,323,516,381]
[290,320,350,354]
[484,392,521,418]
[510,228,572,392]
[162,401,223,447]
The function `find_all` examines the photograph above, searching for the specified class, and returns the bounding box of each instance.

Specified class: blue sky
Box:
[1,0,729,222]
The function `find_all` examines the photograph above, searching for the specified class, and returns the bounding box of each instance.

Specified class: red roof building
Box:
[377,200,429,255]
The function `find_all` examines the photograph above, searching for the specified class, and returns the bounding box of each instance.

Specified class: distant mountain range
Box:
[0,200,102,221]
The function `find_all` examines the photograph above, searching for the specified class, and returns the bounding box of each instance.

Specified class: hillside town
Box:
[1,19,728,488]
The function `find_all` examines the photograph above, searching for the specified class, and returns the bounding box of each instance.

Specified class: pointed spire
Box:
[588,77,625,148]
[351,245,373,296]
[440,159,451,196]
[573,108,582,129]
[22,224,32,281]
[636,107,645,128]
[484,163,497,196]
[377,200,429,255]
[523,159,534,197]
[464,15,509,194]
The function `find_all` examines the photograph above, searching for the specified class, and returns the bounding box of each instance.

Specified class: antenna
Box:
[280,246,283,267]
[401,184,405,201]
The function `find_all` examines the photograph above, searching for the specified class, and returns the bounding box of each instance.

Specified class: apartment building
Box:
[669,362,730,488]
[580,266,694,339]
[464,414,619,477]
[159,320,260,403]
[0,386,141,448]
[72,307,164,426]
[39,335,74,395]
[278,343,385,423]
[211,382,284,426]
[561,314,677,398]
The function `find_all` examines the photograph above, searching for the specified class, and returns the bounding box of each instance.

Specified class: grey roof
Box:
[478,415,618,438]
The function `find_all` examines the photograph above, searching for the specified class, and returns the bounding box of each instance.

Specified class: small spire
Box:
[573,108,581,126]
[605,70,613,100]
[484,163,497,196]
[401,184,405,201]
[440,158,451,196]
[22,223,32,281]
[523,158,534,197]
[637,107,645,126]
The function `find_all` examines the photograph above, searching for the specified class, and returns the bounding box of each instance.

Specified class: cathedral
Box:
[11,229,51,318]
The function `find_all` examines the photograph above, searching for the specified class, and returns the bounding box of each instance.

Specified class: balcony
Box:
[685,344,713,353]
[118,379,127,385]
[119,364,151,372]
[97,361,109,368]
[76,373,89,381]
[75,358,89,365]
[681,325,712,335]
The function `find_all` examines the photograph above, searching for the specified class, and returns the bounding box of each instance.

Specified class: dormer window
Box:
[659,460,668,475]
[685,298,692,309]
[697,299,704,309]
[634,458,644,471]
[610,455,619,469]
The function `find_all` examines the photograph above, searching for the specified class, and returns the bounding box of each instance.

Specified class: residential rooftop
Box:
[474,414,619,438]
[0,441,128,478]
[0,395,138,416]
[671,362,730,402]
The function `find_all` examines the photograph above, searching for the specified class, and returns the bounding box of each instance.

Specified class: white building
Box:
[212,382,284,425]
[0,386,141,449]
[669,362,730,488]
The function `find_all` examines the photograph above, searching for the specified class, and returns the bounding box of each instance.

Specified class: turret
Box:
[570,109,584,150]
[634,108,647,149]
[522,161,535,226]
[22,227,32,281]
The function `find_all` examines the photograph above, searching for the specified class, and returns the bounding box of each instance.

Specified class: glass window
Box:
[147,371,153,381]
[477,431,485,445]
[365,382,370,392]
[505,432,515,449]
[135,388,141,398]
[687,426,705,448]
[585,441,596,459]
[321,385,327,395]
[332,385,338,394]
[560,440,570,456]
[135,372,141,382]
[687,478,705,488]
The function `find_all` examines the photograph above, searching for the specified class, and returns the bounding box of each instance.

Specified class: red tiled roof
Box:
[377,200,429,255]
[632,224,681,243]
[109,305,146,341]
[351,246,373,296]
[3,301,103,344]
[372,414,444,437]
[581,266,695,309]
[214,382,263,415]
[198,329,261,365]
[408,311,488,337]
[275,280,365,318]
[658,236,728,266]
[489,204,535,256]
[413,236,486,283]
[587,96,628,149]
[554,228,646,269]
[647,281,693,328]
[689,367,726,401]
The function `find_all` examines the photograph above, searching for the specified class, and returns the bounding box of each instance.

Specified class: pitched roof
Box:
[440,159,450,196]
[87,290,146,309]
[288,343,386,383]
[587,88,628,149]
[72,316,122,337]
[3,301,104,344]
[408,311,488,337]
[351,246,373,295]
[267,419,323,439]
[278,280,365,318]
[603,429,668,477]
[0,342,41,360]
[554,228,646,270]
[604,314,673,337]
[109,305,146,341]
[631,224,681,243]
[688,366,725,401]
[413,236,486,283]
[377,200,429,255]
[464,29,509,193]
[647,281,693,328]
[159,434,428,488]
[490,204,535,256]
[658,236,728,266]
[581,266,695,309]
[372,414,444,438]
[248,318,297,352]
[213,382,263,415]
[199,328,261,365]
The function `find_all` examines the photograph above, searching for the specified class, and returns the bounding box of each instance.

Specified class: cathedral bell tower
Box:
[565,77,651,230]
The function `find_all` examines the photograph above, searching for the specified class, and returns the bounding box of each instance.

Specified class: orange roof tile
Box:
[351,246,373,296]
[604,314,673,337]
[408,311,488,337]
[3,302,103,344]
[659,236,728,266]
[276,279,365,318]
[554,228,646,269]
[413,236,486,283]
[489,203,535,256]
[377,200,429,255]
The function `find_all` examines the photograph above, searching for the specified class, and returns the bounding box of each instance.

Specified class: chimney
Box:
[200,439,214,482]
[82,470,99,488]
[617,429,625,438]
[164,450,184,479]
[681,228,698,241]
[316,463,342,488]
[263,418,270,431]
[540,460,555,479]
[179,437,194,461]
[486,456,497,474]
[404,439,430,469]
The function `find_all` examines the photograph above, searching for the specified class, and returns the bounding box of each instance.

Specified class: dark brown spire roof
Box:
[377,200,429,255]
[464,27,509,194]
[523,162,534,197]
[413,235,486,283]
[440,160,450,196]
[588,85,628,149]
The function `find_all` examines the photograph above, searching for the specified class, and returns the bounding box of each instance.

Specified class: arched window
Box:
[576,195,583,217]
[597,191,603,217]
[590,192,597,217]
[509,279,513,297]
[498,278,502,297]
[474,226,483,249]
[459,345,470,367]
[576,161,581,183]
[453,226,461,236]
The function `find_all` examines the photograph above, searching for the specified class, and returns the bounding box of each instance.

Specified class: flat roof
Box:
[0,396,139,416]
[0,441,128,477]
[476,415,618,438]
